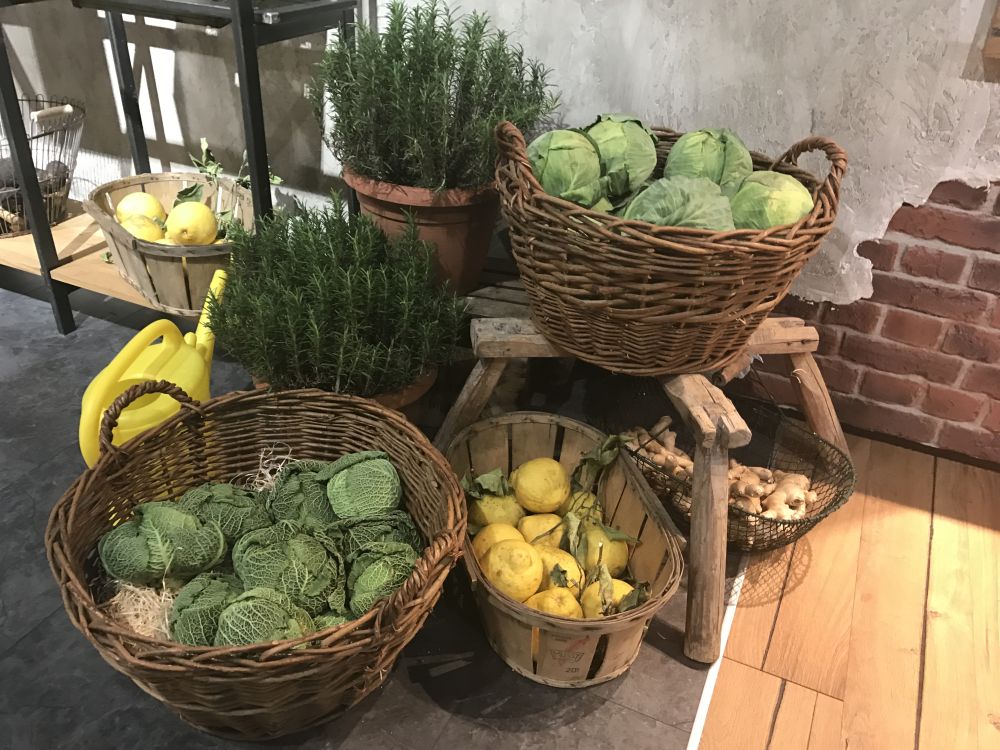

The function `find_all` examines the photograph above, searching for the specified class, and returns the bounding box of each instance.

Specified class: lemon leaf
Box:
[616,581,651,614]
[598,563,615,615]
[173,183,204,207]
[571,435,624,494]
[550,563,569,588]
[461,468,511,499]
[600,523,640,544]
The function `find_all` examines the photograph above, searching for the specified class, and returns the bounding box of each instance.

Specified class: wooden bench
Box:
[436,282,848,663]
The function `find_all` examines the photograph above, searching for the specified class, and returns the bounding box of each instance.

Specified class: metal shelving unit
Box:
[0,0,359,332]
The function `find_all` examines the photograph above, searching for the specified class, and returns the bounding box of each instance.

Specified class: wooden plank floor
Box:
[702,436,1000,749]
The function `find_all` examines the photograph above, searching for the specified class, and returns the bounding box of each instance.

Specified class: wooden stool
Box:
[436,286,848,663]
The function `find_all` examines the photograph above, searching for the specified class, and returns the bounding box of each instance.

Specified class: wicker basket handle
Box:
[772,136,848,200]
[98,380,199,456]
[495,121,544,193]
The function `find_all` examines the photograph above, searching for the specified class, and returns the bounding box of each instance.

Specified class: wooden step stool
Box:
[436,285,848,664]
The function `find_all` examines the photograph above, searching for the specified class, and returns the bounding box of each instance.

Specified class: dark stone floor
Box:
[0,269,711,749]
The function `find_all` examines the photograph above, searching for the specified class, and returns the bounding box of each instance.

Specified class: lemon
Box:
[120,215,164,242]
[580,578,634,619]
[558,490,603,523]
[510,457,570,513]
[536,546,584,596]
[517,513,564,548]
[471,523,523,561]
[164,202,218,245]
[481,539,543,602]
[154,237,176,245]
[525,588,583,618]
[115,191,166,224]
[470,494,524,529]
[583,524,629,578]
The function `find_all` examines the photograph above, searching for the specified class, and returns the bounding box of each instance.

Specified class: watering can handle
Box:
[98,380,199,456]
[194,269,227,360]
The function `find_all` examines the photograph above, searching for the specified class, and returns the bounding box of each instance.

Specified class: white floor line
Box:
[685,554,749,750]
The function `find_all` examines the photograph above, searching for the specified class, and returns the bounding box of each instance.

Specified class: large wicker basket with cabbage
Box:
[45,382,465,740]
[495,118,848,376]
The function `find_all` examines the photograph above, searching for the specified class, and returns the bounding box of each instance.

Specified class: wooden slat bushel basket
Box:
[84,173,253,316]
[446,412,684,688]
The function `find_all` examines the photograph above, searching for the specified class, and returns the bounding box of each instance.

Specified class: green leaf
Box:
[173,183,204,207]
[461,468,511,499]
[550,563,569,589]
[600,523,640,544]
[615,581,651,614]
[571,435,624,494]
[598,563,615,615]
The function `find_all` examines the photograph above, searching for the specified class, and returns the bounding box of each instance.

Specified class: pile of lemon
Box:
[115,191,222,246]
[469,457,636,619]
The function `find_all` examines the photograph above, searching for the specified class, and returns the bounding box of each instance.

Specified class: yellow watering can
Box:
[79,269,227,466]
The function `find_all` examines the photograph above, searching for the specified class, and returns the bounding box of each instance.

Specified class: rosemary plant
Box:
[312,0,558,190]
[207,198,466,396]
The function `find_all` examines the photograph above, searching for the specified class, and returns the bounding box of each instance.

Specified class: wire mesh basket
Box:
[631,396,855,552]
[0,95,86,238]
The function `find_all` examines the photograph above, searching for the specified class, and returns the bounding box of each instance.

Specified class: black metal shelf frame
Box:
[0,0,359,332]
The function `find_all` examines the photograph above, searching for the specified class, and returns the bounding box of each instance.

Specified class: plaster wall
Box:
[3,0,999,302]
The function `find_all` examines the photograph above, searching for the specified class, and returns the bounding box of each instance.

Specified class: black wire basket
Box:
[0,95,86,238]
[631,396,856,552]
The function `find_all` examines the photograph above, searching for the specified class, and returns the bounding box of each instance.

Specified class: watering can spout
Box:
[194,269,227,362]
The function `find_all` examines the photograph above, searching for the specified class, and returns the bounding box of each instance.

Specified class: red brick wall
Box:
[760,180,1000,463]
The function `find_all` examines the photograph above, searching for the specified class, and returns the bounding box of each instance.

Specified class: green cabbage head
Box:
[347,541,419,617]
[327,452,402,518]
[664,128,753,197]
[730,170,815,229]
[585,114,657,200]
[214,587,315,647]
[169,572,242,646]
[232,521,347,616]
[623,175,736,231]
[98,502,226,586]
[328,509,423,559]
[527,129,604,208]
[179,483,271,543]
[267,460,339,527]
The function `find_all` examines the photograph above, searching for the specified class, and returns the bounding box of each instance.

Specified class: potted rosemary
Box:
[311,0,557,293]
[206,197,466,406]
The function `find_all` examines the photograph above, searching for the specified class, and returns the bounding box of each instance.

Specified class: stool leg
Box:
[685,435,730,663]
[789,351,850,458]
[434,358,508,451]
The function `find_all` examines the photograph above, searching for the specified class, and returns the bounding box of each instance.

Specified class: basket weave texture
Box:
[495,121,848,376]
[45,382,465,740]
[84,173,252,316]
[447,412,683,688]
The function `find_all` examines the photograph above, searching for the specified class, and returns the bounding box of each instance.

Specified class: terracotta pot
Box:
[342,167,499,294]
[251,369,437,411]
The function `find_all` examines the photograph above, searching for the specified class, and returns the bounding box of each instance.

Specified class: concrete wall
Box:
[4,0,999,302]
[441,0,1000,303]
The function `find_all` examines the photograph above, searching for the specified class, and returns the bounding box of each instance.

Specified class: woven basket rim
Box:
[496,120,847,249]
[46,386,465,663]
[450,411,684,629]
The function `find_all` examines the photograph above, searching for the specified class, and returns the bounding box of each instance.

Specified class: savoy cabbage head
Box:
[214,587,315,646]
[179,483,271,543]
[327,452,402,518]
[328,509,423,559]
[232,521,347,616]
[346,540,419,617]
[267,460,339,527]
[169,572,243,646]
[98,502,226,586]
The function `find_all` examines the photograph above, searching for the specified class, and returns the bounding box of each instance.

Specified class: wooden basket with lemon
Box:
[447,412,684,688]
[84,172,252,316]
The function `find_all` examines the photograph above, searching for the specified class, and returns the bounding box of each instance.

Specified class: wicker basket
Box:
[45,382,465,740]
[446,412,684,688]
[632,398,855,552]
[495,121,847,376]
[84,173,252,316]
